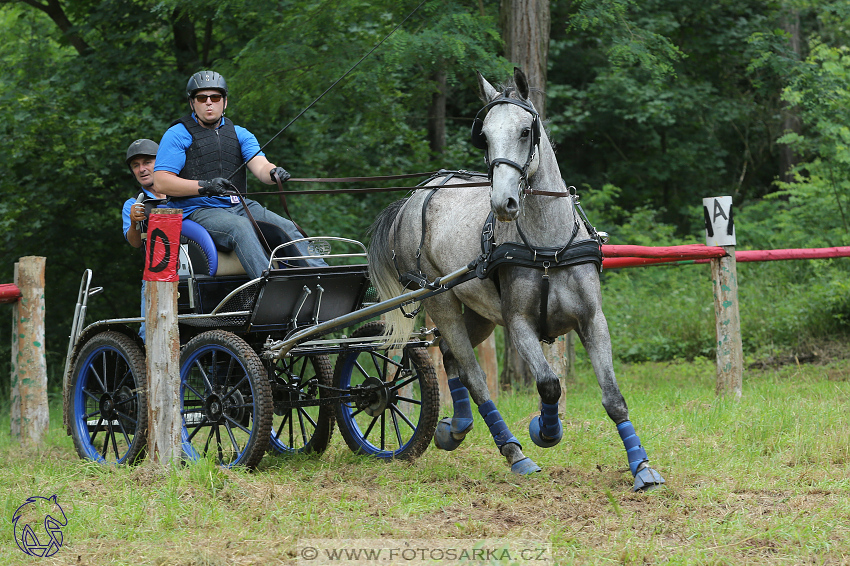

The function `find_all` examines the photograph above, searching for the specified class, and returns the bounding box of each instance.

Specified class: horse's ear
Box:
[477,71,498,103]
[514,67,530,100]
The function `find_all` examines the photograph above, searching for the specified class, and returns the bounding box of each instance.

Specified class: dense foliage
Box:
[2,0,850,392]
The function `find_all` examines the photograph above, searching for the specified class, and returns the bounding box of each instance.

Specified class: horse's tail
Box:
[367,198,417,347]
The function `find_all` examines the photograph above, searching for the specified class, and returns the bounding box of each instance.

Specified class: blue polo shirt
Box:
[154,114,265,216]
[122,187,162,240]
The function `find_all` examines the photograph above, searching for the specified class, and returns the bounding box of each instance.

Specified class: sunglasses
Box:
[193,93,223,103]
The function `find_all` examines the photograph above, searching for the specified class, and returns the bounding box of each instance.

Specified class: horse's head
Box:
[473,68,541,222]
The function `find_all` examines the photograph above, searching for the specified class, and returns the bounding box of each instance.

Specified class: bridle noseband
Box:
[470,88,541,190]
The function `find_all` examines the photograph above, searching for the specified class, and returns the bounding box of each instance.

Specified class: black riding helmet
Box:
[186,70,228,99]
[125,139,158,168]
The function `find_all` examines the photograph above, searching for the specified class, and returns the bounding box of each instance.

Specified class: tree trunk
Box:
[779,7,802,183]
[500,0,550,117]
[172,8,199,75]
[499,0,562,389]
[427,68,447,155]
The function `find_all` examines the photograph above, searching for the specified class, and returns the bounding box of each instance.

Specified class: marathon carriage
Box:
[62,217,447,469]
[62,67,665,490]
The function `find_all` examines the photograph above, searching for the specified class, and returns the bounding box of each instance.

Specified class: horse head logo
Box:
[12,494,67,557]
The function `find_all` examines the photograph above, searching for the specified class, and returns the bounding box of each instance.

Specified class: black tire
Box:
[179,330,272,469]
[267,354,335,455]
[68,331,148,465]
[333,321,439,460]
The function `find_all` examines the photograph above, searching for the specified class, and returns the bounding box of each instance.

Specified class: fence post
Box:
[144,209,183,465]
[10,256,49,445]
[425,314,450,407]
[704,196,743,398]
[478,331,499,404]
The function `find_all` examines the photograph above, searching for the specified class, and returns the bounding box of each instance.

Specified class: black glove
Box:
[270,166,291,183]
[198,177,236,197]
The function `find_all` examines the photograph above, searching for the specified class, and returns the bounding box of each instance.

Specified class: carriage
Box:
[62,217,444,469]
[62,68,665,490]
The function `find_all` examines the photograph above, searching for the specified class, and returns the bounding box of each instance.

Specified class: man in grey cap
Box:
[121,139,166,341]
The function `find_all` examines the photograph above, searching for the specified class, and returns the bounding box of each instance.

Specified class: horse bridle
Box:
[471,88,541,190]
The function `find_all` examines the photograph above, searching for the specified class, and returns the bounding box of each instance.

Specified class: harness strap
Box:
[393,171,489,318]
[540,266,551,343]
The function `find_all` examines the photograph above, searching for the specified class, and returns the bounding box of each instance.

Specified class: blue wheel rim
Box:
[72,345,141,464]
[180,344,257,467]
[336,349,424,458]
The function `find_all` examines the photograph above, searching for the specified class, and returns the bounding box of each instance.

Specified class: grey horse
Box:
[368,68,664,491]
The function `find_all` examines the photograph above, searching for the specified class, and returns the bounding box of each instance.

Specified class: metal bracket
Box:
[291,285,312,326]
[311,284,324,325]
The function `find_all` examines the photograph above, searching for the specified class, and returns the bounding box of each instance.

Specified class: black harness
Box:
[475,190,604,343]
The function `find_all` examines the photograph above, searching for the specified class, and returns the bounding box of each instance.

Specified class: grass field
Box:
[2,356,849,565]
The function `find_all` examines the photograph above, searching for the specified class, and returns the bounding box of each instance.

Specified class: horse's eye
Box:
[520,128,530,138]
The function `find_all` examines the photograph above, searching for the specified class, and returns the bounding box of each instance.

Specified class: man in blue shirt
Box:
[153,70,324,279]
[122,139,167,341]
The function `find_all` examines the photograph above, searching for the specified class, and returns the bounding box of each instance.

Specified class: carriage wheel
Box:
[179,330,272,469]
[333,321,439,460]
[69,331,148,465]
[267,354,335,455]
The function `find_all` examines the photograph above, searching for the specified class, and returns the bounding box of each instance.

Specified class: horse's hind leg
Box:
[580,310,665,491]
[430,300,540,475]
[433,310,494,451]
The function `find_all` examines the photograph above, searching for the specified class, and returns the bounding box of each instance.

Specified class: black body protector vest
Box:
[176,115,248,194]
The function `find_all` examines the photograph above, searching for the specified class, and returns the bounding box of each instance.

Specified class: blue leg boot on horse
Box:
[617,420,665,491]
[434,377,474,450]
[479,400,541,475]
[529,378,563,448]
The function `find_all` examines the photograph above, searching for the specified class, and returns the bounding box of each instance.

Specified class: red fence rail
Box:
[0,283,22,304]
[602,245,850,269]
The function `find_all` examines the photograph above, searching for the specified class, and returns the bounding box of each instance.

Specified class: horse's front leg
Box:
[503,316,565,451]
[579,309,666,492]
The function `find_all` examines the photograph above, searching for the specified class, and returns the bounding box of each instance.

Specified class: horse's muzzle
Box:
[493,196,519,222]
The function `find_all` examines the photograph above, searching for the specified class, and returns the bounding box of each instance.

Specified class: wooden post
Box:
[477,331,498,404]
[711,248,743,398]
[144,209,183,465]
[10,257,49,445]
[544,332,575,413]
[425,314,449,407]
[704,197,743,398]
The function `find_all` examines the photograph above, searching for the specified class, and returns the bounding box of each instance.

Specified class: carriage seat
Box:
[180,219,246,277]
[180,219,313,277]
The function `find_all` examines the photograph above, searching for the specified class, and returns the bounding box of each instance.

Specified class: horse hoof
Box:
[433,418,471,451]
[510,457,542,475]
[529,416,562,448]
[633,466,666,492]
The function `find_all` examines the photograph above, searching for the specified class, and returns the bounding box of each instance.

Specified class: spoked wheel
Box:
[179,330,272,469]
[333,321,439,460]
[267,354,335,455]
[69,331,148,465]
